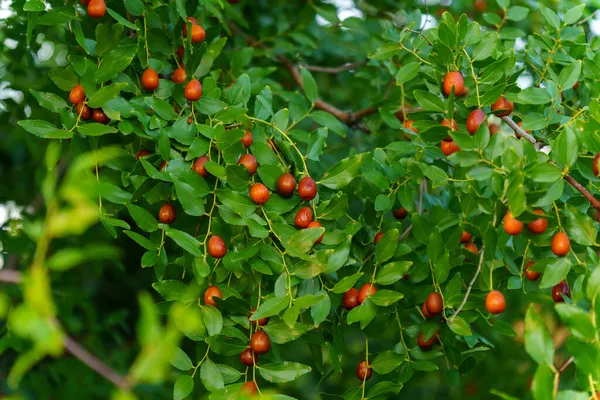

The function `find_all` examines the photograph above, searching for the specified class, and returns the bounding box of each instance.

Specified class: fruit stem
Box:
[519,240,531,294]
[462,48,480,108]
[399,43,431,66]
[394,308,411,362]
[450,245,485,324]
[143,15,150,66]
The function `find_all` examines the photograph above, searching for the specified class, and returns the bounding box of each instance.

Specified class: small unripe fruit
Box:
[503,211,523,235]
[356,360,372,381]
[249,308,269,326]
[425,292,443,316]
[76,103,91,120]
[238,154,258,176]
[418,332,438,350]
[193,156,210,177]
[525,261,540,281]
[460,231,472,243]
[240,381,257,396]
[249,183,269,205]
[404,120,418,134]
[443,72,465,97]
[276,173,296,197]
[92,108,109,124]
[374,232,384,244]
[171,67,186,83]
[298,177,317,201]
[393,208,408,220]
[527,209,548,234]
[250,331,271,355]
[239,348,256,366]
[241,130,253,148]
[204,285,222,307]
[158,204,176,224]
[491,96,514,117]
[69,84,85,105]
[343,288,359,310]
[552,281,571,302]
[441,118,458,131]
[466,109,486,134]
[208,235,227,258]
[593,153,600,177]
[485,290,506,314]
[184,79,202,101]
[552,232,570,256]
[294,207,313,229]
[136,149,150,159]
[87,0,106,18]
[358,283,377,304]
[307,221,324,244]
[141,68,159,91]
[441,139,460,156]
[191,24,206,44]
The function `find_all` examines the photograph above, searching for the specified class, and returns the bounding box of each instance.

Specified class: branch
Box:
[0,269,22,283]
[450,246,485,323]
[300,60,368,74]
[554,356,575,397]
[502,116,600,210]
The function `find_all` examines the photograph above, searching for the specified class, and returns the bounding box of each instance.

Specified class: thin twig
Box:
[399,225,413,241]
[0,269,22,284]
[554,356,575,397]
[558,356,574,374]
[450,246,485,323]
[501,116,543,150]
[300,60,368,73]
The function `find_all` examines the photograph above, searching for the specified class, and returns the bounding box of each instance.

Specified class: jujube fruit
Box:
[158,204,176,224]
[208,235,227,258]
[485,290,506,314]
[249,308,269,326]
[552,281,571,302]
[393,208,408,220]
[441,139,460,156]
[240,348,256,366]
[184,79,202,101]
[443,72,465,97]
[76,103,91,120]
[525,261,540,281]
[92,108,109,124]
[466,109,486,134]
[356,360,372,381]
[404,120,418,134]
[193,156,210,177]
[69,84,85,104]
[249,183,269,205]
[491,96,514,117]
[593,153,600,177]
[238,154,258,176]
[425,292,443,316]
[182,16,198,37]
[241,130,253,148]
[307,221,324,244]
[474,0,487,13]
[276,173,296,197]
[422,302,433,319]
[298,177,317,201]
[136,149,150,159]
[552,232,570,256]
[460,231,472,243]
[374,232,384,244]
[358,283,377,304]
[171,67,186,83]
[488,123,500,135]
[441,118,458,131]
[503,211,523,235]
[343,288,359,310]
[240,381,257,396]
[159,161,167,171]
[527,209,548,234]
[87,0,106,18]
[190,24,206,44]
[204,285,222,307]
[294,207,312,229]
[176,46,184,60]
[80,0,89,5]
[250,331,271,354]
[418,332,438,350]
[141,68,159,91]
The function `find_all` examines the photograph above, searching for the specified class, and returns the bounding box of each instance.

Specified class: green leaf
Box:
[174,375,194,400]
[375,229,399,264]
[78,123,117,136]
[87,82,127,108]
[371,351,404,374]
[200,358,224,392]
[332,273,363,293]
[170,348,194,371]
[201,306,223,337]
[506,6,529,21]
[48,68,79,91]
[396,62,421,85]
[552,126,578,168]
[347,300,377,327]
[47,244,120,271]
[370,290,403,306]
[164,227,203,257]
[30,90,68,113]
[517,87,552,104]
[18,120,71,139]
[538,4,560,30]
[525,305,554,366]
[563,4,585,25]
[368,43,401,60]
[96,45,138,83]
[300,68,318,103]
[216,190,256,217]
[173,177,205,217]
[565,205,597,246]
[555,303,595,340]
[258,362,311,383]
[528,163,562,183]
[376,261,412,285]
[448,316,472,336]
[539,258,571,289]
[152,280,187,301]
[413,90,445,112]
[126,204,158,232]
[287,227,325,253]
[105,8,139,30]
[319,153,367,189]
[310,111,345,137]
[250,296,288,321]
[558,61,581,90]
[532,364,554,400]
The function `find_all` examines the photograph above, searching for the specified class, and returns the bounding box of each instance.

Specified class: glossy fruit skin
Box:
[238,154,258,176]
[464,242,478,260]
[184,79,203,101]
[171,67,186,83]
[441,118,458,131]
[241,130,253,148]
[204,285,222,307]
[92,108,109,124]
[141,68,159,91]
[87,0,106,18]
[191,24,206,44]
[593,153,600,177]
[552,281,571,302]
[460,231,472,243]
[443,72,465,97]
[158,204,176,224]
[276,173,296,197]
[250,331,271,354]
[136,149,150,159]
[176,46,184,60]
[208,236,227,258]
[358,283,377,304]
[159,161,167,171]
[356,360,372,381]
[239,348,256,366]
[474,0,487,13]
[441,139,460,156]
[249,183,270,205]
[466,109,486,134]
[80,0,90,5]
[192,156,210,177]
[552,232,570,256]
[422,302,433,319]
[76,103,91,120]
[249,308,269,326]
[374,232,384,244]
[418,332,437,350]
[182,16,198,37]
[240,381,257,396]
[307,221,324,244]
[298,177,317,201]
[404,120,418,134]
[525,261,540,281]
[294,207,313,229]
[503,211,523,235]
[491,96,514,117]
[485,290,506,314]
[343,288,359,310]
[527,209,548,234]
[488,123,500,135]
[393,208,408,220]
[69,84,85,104]
[425,292,443,316]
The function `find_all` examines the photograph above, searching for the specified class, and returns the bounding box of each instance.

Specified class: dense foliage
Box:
[3,0,600,399]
